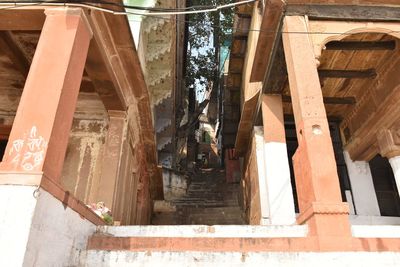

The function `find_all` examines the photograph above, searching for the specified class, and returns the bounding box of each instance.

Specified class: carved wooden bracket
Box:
[377,128,400,158]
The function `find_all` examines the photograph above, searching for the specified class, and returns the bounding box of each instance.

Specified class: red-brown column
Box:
[282,16,351,247]
[1,8,92,184]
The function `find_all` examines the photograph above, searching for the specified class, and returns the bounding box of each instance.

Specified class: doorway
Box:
[369,155,400,216]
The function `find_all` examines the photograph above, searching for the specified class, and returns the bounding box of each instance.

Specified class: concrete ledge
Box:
[0,171,43,186]
[82,251,400,267]
[96,225,308,238]
[350,215,400,225]
[87,235,400,253]
[40,175,105,225]
[352,225,400,238]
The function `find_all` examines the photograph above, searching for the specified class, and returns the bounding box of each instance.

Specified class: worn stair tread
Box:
[152,168,244,225]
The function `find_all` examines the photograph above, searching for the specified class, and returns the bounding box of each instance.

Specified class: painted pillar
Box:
[1,8,92,184]
[261,94,296,225]
[389,156,400,195]
[92,111,127,209]
[343,151,380,216]
[282,16,351,243]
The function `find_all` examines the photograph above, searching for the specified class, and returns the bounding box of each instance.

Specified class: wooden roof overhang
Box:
[251,0,400,85]
[0,2,162,199]
[234,0,400,158]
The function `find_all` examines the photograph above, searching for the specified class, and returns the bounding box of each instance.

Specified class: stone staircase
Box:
[152,168,245,225]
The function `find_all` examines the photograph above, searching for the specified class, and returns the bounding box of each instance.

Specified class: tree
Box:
[185,0,234,98]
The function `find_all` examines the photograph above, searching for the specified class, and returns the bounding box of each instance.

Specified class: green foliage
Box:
[186,0,234,96]
[103,213,114,225]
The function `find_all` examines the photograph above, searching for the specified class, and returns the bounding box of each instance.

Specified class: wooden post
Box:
[282,16,351,246]
[1,8,92,184]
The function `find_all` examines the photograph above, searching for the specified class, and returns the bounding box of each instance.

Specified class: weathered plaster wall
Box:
[111,105,153,225]
[61,118,107,204]
[24,189,96,266]
[162,168,188,200]
[112,136,140,225]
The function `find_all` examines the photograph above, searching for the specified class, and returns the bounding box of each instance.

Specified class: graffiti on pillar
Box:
[8,126,48,171]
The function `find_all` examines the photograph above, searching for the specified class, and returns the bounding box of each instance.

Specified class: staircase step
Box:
[82,249,394,266]
[83,226,310,266]
[94,225,308,238]
[152,168,242,225]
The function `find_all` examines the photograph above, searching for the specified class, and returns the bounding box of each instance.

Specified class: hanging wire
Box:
[1,1,399,37]
[0,0,258,15]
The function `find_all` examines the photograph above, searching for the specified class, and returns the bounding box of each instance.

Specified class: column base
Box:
[0,169,43,185]
[297,202,352,250]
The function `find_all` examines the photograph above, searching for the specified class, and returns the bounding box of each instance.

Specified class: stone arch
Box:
[306,20,400,62]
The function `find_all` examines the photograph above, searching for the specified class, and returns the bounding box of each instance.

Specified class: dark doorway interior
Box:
[369,155,400,216]
[0,139,7,160]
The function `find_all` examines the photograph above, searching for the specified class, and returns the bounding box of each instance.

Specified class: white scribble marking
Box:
[9,139,24,155]
[8,126,47,171]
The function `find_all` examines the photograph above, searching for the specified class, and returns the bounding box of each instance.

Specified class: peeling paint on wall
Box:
[61,119,107,204]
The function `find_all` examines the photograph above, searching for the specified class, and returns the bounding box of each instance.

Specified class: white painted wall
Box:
[350,215,400,225]
[83,251,400,267]
[0,185,38,267]
[344,151,380,216]
[254,127,296,225]
[162,169,188,200]
[389,156,400,197]
[254,128,270,223]
[352,225,400,238]
[23,189,96,266]
[0,184,97,267]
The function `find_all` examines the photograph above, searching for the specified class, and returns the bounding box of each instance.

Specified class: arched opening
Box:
[323,32,400,218]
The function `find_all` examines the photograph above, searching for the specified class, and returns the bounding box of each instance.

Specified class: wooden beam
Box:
[0,31,31,77]
[0,10,45,30]
[318,69,377,79]
[282,95,356,105]
[325,41,396,51]
[235,91,260,156]
[84,39,125,111]
[250,0,286,82]
[286,5,400,22]
[263,37,288,94]
[85,11,126,111]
